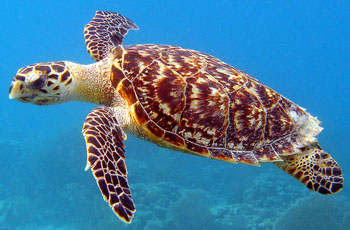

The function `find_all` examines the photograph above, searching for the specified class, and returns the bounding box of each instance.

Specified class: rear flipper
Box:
[274,144,343,194]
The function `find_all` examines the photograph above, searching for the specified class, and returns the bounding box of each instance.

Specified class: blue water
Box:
[1,1,349,229]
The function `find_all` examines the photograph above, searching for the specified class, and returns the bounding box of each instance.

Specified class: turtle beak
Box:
[9,80,34,103]
[9,80,24,100]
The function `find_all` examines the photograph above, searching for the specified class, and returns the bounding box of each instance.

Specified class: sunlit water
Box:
[1,1,349,230]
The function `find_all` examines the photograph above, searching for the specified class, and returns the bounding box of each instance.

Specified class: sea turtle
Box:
[9,11,343,223]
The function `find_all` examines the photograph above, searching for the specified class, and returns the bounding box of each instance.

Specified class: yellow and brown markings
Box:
[132,61,187,132]
[17,65,34,75]
[265,102,295,143]
[226,86,266,151]
[275,145,343,194]
[246,80,281,109]
[11,62,73,104]
[131,102,150,127]
[118,44,305,165]
[163,132,185,149]
[272,97,315,156]
[83,107,135,223]
[117,79,138,107]
[49,62,73,90]
[122,45,162,80]
[111,63,126,88]
[159,47,206,77]
[272,137,299,156]
[51,62,66,73]
[204,57,248,93]
[33,64,52,74]
[112,45,124,61]
[144,120,165,140]
[236,152,260,165]
[254,145,281,162]
[208,148,236,162]
[177,72,229,147]
[279,97,306,119]
[184,140,210,157]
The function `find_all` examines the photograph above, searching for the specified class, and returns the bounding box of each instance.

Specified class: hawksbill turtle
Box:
[9,11,343,223]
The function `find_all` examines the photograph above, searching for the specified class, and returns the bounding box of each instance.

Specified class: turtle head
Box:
[9,61,74,105]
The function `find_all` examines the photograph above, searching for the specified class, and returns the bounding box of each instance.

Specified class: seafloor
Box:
[0,128,349,230]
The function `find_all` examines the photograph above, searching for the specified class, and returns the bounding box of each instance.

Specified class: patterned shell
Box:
[110,44,310,165]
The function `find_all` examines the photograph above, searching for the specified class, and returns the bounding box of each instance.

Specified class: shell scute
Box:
[111,64,125,88]
[226,86,266,151]
[265,103,294,143]
[177,73,229,147]
[204,58,248,93]
[254,145,282,162]
[185,141,210,157]
[210,135,226,148]
[272,137,299,155]
[236,152,259,165]
[123,45,160,80]
[160,48,206,77]
[145,121,165,139]
[246,80,281,109]
[163,132,185,148]
[117,79,137,107]
[133,61,186,132]
[131,102,149,126]
[209,148,236,162]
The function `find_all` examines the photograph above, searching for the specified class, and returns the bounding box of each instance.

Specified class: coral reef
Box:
[1,129,348,230]
[211,170,309,230]
[273,194,350,230]
[169,188,220,230]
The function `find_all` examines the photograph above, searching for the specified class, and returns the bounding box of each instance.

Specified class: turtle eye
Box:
[28,74,47,89]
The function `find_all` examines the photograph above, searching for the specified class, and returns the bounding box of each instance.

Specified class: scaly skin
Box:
[9,54,117,107]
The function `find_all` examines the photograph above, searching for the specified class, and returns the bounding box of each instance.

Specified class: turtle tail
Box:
[274,143,343,194]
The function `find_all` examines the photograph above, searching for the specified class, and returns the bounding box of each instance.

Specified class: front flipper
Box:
[84,11,138,61]
[274,144,343,194]
[82,106,135,223]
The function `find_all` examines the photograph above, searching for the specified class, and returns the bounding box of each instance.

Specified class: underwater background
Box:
[1,0,349,229]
